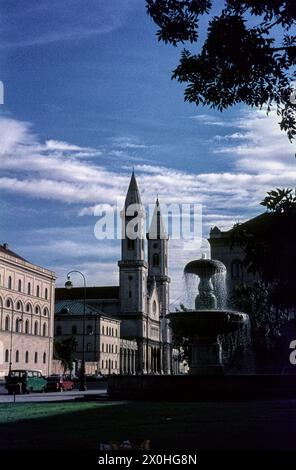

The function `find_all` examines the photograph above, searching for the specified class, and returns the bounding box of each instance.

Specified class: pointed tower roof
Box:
[148,197,168,240]
[125,171,142,209]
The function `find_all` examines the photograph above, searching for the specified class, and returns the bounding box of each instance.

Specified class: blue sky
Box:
[0,0,295,303]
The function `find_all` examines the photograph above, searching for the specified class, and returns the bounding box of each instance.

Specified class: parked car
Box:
[45,374,75,392]
[85,373,107,382]
[5,369,47,394]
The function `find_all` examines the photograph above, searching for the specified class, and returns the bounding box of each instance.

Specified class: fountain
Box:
[109,254,296,400]
[167,257,249,375]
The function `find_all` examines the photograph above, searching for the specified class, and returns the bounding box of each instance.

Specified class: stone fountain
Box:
[167,257,249,375]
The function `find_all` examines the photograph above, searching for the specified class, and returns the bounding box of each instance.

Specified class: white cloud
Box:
[188,114,230,127]
[214,109,296,173]
[1,110,296,300]
[0,0,138,49]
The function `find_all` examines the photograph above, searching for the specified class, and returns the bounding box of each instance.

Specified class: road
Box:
[0,381,107,403]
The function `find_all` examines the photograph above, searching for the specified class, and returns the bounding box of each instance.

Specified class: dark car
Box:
[5,369,47,394]
[45,374,75,392]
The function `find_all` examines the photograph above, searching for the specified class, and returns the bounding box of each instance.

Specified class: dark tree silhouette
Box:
[146,0,296,141]
[54,336,77,373]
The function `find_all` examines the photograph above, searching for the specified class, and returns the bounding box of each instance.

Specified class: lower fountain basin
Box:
[167,310,248,337]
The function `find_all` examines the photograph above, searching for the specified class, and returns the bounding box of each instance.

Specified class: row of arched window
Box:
[56,325,119,337]
[3,317,48,336]
[102,343,118,354]
[6,277,49,299]
[101,359,117,370]
[102,325,118,336]
[4,349,47,364]
[2,298,49,316]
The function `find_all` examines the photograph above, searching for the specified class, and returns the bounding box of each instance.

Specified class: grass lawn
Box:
[0,400,295,450]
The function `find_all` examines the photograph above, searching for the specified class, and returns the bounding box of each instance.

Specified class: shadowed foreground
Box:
[0,400,295,450]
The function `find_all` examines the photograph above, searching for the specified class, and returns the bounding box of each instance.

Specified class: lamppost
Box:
[65,270,87,391]
[9,311,22,374]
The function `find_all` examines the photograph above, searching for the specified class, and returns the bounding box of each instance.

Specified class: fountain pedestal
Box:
[190,337,223,375]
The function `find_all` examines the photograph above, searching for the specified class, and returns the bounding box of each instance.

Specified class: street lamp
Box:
[65,270,87,391]
[9,313,22,374]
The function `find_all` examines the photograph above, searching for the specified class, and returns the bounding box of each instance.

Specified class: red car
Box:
[45,374,75,392]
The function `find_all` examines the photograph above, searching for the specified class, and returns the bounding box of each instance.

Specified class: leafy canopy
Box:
[146,0,296,141]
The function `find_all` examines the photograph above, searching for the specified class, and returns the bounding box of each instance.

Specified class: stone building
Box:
[208,215,263,293]
[0,243,55,377]
[55,172,172,374]
[55,299,123,375]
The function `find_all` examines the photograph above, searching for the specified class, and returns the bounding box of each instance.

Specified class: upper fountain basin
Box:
[184,259,226,277]
[167,310,248,337]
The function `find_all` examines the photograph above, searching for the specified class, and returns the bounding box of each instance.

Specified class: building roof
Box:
[55,300,102,315]
[0,243,28,262]
[55,300,120,322]
[210,211,296,239]
[209,212,270,239]
[55,286,119,301]
[124,171,142,208]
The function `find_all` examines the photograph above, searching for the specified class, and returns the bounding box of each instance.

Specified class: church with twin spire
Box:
[55,172,172,375]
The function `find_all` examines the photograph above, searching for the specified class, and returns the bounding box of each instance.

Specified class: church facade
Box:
[55,173,172,374]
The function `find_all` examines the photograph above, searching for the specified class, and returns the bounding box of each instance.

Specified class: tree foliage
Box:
[146,0,296,141]
[260,187,296,213]
[53,336,77,373]
[231,282,288,371]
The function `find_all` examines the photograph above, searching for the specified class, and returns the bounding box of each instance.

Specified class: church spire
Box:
[148,197,168,240]
[125,171,142,209]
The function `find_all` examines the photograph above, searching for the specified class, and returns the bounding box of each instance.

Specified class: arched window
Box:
[87,343,92,352]
[5,316,10,331]
[43,307,49,316]
[102,325,104,335]
[8,276,12,289]
[153,253,160,267]
[5,349,9,362]
[35,306,40,314]
[25,351,29,363]
[43,352,46,364]
[27,282,31,295]
[34,321,38,335]
[153,300,157,315]
[56,325,62,335]
[25,319,29,334]
[15,350,19,363]
[72,325,77,335]
[231,260,244,280]
[18,280,22,292]
[42,323,47,337]
[102,343,104,352]
[16,301,22,311]
[34,352,38,364]
[111,328,114,336]
[6,298,11,308]
[45,288,48,300]
[36,286,40,297]
[15,318,22,333]
[26,303,32,313]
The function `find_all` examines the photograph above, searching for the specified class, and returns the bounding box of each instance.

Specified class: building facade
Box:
[55,172,172,374]
[0,243,55,377]
[55,300,122,375]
